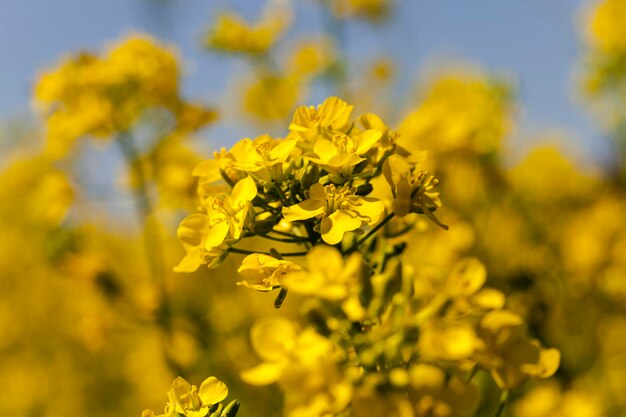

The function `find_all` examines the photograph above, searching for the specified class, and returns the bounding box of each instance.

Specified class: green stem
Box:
[347,212,395,254]
[116,132,164,282]
[494,390,509,417]
[258,234,309,244]
[228,247,307,257]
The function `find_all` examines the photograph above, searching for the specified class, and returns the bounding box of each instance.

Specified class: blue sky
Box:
[0,0,610,164]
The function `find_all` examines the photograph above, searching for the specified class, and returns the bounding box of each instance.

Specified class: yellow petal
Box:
[312,138,338,160]
[199,376,229,405]
[205,220,229,249]
[321,210,362,245]
[174,247,205,273]
[270,138,298,161]
[177,214,208,248]
[240,362,284,386]
[282,199,325,222]
[352,196,385,225]
[192,159,222,181]
[448,257,487,297]
[231,176,257,203]
[354,129,382,154]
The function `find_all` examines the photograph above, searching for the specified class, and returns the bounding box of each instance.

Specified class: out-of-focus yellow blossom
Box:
[513,381,604,417]
[327,0,392,21]
[473,310,560,389]
[409,364,479,417]
[282,183,384,244]
[287,38,336,79]
[289,96,354,144]
[508,146,599,204]
[418,320,478,361]
[134,135,203,209]
[143,376,229,417]
[205,9,289,55]
[586,0,626,54]
[352,388,414,417]
[0,154,74,227]
[283,246,364,319]
[244,74,300,122]
[241,317,351,417]
[399,73,511,155]
[34,34,208,157]
[237,253,301,291]
[383,154,446,228]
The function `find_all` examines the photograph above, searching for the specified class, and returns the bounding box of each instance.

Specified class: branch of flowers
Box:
[347,212,395,254]
[228,247,307,257]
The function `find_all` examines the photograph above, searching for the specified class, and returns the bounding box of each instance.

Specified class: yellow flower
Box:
[244,74,300,122]
[207,176,257,243]
[327,0,391,21]
[282,183,385,244]
[473,310,561,389]
[398,73,511,155]
[237,253,301,291]
[283,245,361,300]
[206,11,288,54]
[287,37,336,79]
[383,154,446,229]
[174,213,228,272]
[231,135,299,182]
[587,0,626,53]
[34,34,184,155]
[241,318,351,417]
[305,129,382,182]
[169,376,229,417]
[409,364,479,417]
[289,97,354,144]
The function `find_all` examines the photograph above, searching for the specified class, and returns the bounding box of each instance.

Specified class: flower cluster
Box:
[175,96,560,417]
[35,35,215,157]
[175,96,444,274]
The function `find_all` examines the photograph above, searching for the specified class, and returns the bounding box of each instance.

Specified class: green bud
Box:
[355,182,374,196]
[221,400,240,417]
[251,218,278,235]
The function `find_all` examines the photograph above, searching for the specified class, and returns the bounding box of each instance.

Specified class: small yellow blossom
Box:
[289,96,354,144]
[244,74,300,122]
[201,176,257,249]
[237,253,301,291]
[174,213,228,272]
[305,129,382,182]
[283,245,362,300]
[231,135,299,182]
[206,10,288,54]
[282,183,385,244]
[383,154,446,228]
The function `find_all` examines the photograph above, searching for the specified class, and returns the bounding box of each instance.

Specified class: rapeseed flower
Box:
[282,183,384,244]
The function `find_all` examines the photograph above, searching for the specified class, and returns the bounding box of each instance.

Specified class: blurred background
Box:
[2,1,626,416]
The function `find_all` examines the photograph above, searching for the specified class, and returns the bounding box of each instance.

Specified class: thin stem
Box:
[347,212,395,254]
[494,390,509,417]
[228,247,307,257]
[116,132,164,282]
[258,234,309,244]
